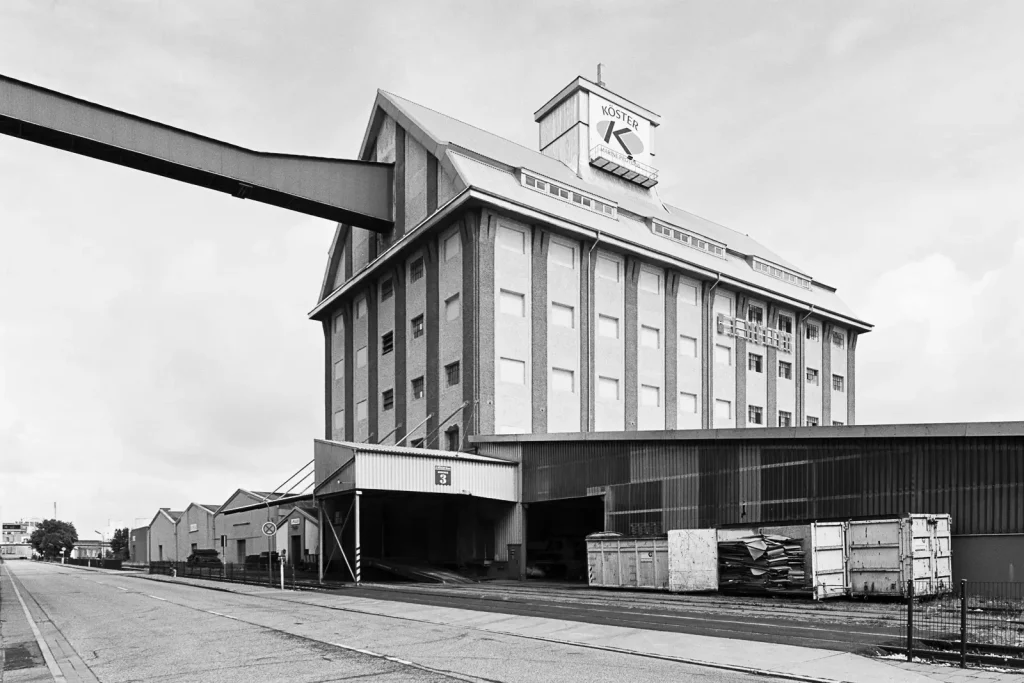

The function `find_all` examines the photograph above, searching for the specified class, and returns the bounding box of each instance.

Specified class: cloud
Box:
[826,17,882,57]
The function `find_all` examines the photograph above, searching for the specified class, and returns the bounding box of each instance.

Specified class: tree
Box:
[30,519,78,560]
[110,528,130,559]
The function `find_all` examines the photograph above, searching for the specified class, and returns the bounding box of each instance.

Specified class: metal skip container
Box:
[847,514,953,597]
[667,529,719,593]
[586,532,669,590]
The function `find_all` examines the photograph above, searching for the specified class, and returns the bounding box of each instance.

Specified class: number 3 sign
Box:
[435,466,451,486]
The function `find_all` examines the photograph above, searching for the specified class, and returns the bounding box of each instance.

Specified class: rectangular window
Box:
[356,346,367,368]
[833,420,844,426]
[748,353,763,373]
[598,314,619,339]
[639,269,661,294]
[355,297,367,319]
[598,376,619,400]
[832,331,845,348]
[549,241,575,268]
[679,282,698,306]
[679,335,698,358]
[715,294,732,316]
[806,324,819,341]
[807,416,819,427]
[640,325,661,349]
[715,399,731,420]
[779,411,792,427]
[444,233,461,261]
[779,360,792,379]
[381,331,394,355]
[551,367,574,393]
[806,368,819,385]
[333,410,345,430]
[445,293,461,321]
[445,362,460,387]
[356,400,367,422]
[551,302,575,329]
[596,256,620,282]
[411,376,425,399]
[499,357,526,384]
[497,225,526,253]
[832,374,845,392]
[715,344,732,366]
[382,389,394,411]
[333,313,343,335]
[381,278,394,301]
[410,257,424,283]
[411,314,424,339]
[499,289,526,317]
[747,305,764,325]
[446,427,460,451]
[679,392,697,415]
[748,405,763,425]
[410,438,425,448]
[778,315,793,334]
[640,384,660,407]
[333,359,344,380]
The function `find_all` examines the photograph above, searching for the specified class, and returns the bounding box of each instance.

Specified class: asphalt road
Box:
[2,561,786,683]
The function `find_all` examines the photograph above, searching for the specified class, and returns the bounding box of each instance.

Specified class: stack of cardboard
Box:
[717,534,808,596]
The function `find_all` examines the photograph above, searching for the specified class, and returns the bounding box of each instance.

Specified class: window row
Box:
[522,174,617,217]
[651,221,726,259]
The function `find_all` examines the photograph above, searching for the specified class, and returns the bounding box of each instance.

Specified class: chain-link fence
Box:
[904,579,1024,668]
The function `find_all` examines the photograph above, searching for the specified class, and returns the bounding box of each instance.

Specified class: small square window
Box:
[779,410,792,427]
[551,302,575,329]
[333,313,343,335]
[500,289,526,317]
[832,331,845,348]
[715,399,731,420]
[806,368,819,385]
[832,374,845,392]
[382,389,394,411]
[748,353,763,373]
[598,376,619,400]
[639,269,661,294]
[748,405,763,425]
[410,438,425,448]
[446,426,460,451]
[679,392,697,415]
[446,362,460,387]
[715,294,732,316]
[747,305,763,325]
[640,325,661,349]
[779,361,792,379]
[679,282,698,306]
[778,315,793,334]
[715,344,732,366]
[411,376,425,399]
[806,416,819,427]
[499,357,526,384]
[381,278,394,301]
[356,400,367,423]
[498,225,526,254]
[333,359,344,380]
[410,258,424,283]
[445,293,461,321]
[679,335,698,358]
[552,368,574,393]
[444,233,461,261]
[596,256,620,282]
[550,241,575,268]
[381,331,394,355]
[356,346,368,368]
[411,314,424,339]
[640,384,660,407]
[833,420,844,426]
[806,325,819,341]
[333,410,345,430]
[355,297,367,319]
[598,314,619,339]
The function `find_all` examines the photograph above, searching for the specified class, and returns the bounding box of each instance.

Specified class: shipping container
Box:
[667,529,718,592]
[757,523,847,600]
[586,533,668,590]
[847,514,952,597]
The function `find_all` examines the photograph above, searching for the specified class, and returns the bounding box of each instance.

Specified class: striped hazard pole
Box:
[355,490,362,584]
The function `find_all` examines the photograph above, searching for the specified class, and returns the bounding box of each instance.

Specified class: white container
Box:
[847,514,952,597]
[586,533,669,590]
[667,529,718,593]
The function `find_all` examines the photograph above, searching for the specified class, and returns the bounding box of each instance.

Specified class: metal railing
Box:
[148,561,346,590]
[903,579,1024,668]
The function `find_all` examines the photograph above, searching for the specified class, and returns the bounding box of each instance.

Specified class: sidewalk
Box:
[1,564,53,682]
[125,570,1021,683]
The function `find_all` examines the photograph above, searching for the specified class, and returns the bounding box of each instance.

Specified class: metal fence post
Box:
[959,579,967,669]
[906,579,914,662]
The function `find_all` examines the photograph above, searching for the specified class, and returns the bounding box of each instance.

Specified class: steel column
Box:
[355,490,362,583]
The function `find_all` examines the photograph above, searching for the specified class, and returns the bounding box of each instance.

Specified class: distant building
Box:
[130,526,150,564]
[215,490,295,564]
[175,502,220,561]
[148,508,183,562]
[1,520,38,560]
[71,539,111,559]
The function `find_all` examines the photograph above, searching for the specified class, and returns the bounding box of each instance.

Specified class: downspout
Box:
[797,305,815,426]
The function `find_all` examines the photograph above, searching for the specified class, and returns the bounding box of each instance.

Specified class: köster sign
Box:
[589,94,651,165]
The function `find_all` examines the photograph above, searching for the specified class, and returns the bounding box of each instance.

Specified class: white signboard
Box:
[588,93,652,168]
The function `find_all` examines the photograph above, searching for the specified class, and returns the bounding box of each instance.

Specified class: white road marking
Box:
[148,595,168,601]
[116,586,128,591]
[205,611,237,620]
[3,565,68,682]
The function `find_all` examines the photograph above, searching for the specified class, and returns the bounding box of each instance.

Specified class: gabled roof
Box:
[150,509,182,527]
[278,505,318,525]
[216,488,287,514]
[178,502,220,519]
[347,88,870,331]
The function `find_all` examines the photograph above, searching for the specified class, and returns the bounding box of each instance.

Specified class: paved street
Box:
[2,561,785,683]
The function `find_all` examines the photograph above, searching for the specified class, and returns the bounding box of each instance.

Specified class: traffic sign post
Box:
[262,521,277,536]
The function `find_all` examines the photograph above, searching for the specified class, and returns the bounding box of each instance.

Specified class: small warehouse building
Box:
[148,508,182,562]
[215,489,301,564]
[274,506,319,568]
[176,502,219,560]
[314,440,519,581]
[130,526,149,564]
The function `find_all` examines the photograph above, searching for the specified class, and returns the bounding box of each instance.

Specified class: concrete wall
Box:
[175,505,216,561]
[492,218,533,434]
[149,515,177,562]
[594,249,625,431]
[636,263,666,431]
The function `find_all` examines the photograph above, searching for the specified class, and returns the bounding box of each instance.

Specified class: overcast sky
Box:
[1,1,1022,538]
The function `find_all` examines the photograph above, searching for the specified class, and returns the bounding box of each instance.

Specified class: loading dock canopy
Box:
[314,440,518,502]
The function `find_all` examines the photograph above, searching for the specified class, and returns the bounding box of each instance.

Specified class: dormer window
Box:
[650,220,726,259]
[521,172,617,218]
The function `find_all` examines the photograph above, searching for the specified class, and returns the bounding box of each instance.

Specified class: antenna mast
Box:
[597,63,606,87]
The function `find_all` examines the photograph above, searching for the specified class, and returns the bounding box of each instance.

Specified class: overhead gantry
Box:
[0,73,393,232]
